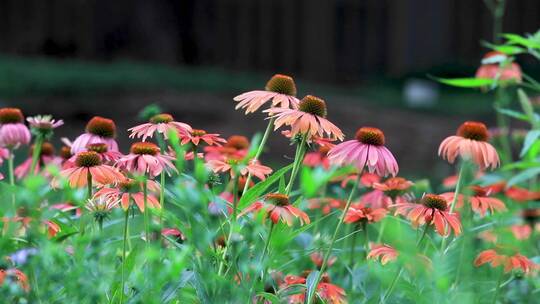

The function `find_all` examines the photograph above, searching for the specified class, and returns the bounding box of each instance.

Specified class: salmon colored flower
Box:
[393,194,462,237]
[117,142,177,177]
[311,252,336,269]
[0,108,31,148]
[505,186,540,202]
[438,121,499,170]
[65,143,123,168]
[206,158,272,181]
[367,244,398,265]
[474,249,536,274]
[475,51,522,84]
[328,127,398,176]
[54,151,124,188]
[441,185,506,217]
[161,228,186,243]
[71,116,119,154]
[15,142,62,179]
[95,178,160,212]
[51,203,81,217]
[234,74,300,114]
[180,129,226,147]
[307,197,344,215]
[128,113,192,141]
[239,193,310,226]
[281,273,346,304]
[204,135,250,161]
[264,95,344,140]
[0,267,30,292]
[363,177,414,209]
[478,230,498,243]
[45,220,61,238]
[344,203,387,224]
[511,224,532,240]
[303,145,332,169]
[339,172,381,188]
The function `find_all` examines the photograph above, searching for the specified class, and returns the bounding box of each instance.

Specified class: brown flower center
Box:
[298,95,327,117]
[191,129,207,137]
[225,135,250,150]
[87,143,108,154]
[319,145,331,155]
[149,113,174,124]
[355,127,385,146]
[265,193,290,206]
[60,146,72,159]
[265,74,297,96]
[457,121,489,141]
[130,142,160,155]
[0,108,24,124]
[75,151,102,167]
[86,116,116,138]
[471,185,489,197]
[33,142,55,156]
[421,194,448,211]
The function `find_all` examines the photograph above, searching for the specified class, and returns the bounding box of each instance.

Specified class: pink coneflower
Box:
[367,244,399,265]
[441,185,506,217]
[475,51,522,84]
[438,121,499,170]
[27,115,63,135]
[234,74,300,114]
[0,108,31,148]
[94,178,160,212]
[393,194,462,237]
[117,142,177,177]
[511,224,532,240]
[240,193,310,226]
[206,158,272,180]
[474,249,536,274]
[71,116,119,154]
[344,203,387,224]
[307,197,344,215]
[54,151,124,188]
[304,145,332,169]
[264,95,343,140]
[67,143,122,166]
[204,135,250,161]
[180,129,226,147]
[281,273,346,304]
[15,142,62,179]
[328,127,398,177]
[128,113,192,141]
[362,177,414,209]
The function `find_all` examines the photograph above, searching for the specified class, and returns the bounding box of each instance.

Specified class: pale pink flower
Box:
[116,142,177,177]
[367,244,399,265]
[71,116,119,154]
[180,129,226,147]
[0,108,31,148]
[53,151,124,188]
[234,74,299,114]
[27,115,63,131]
[239,193,310,226]
[15,142,62,179]
[328,127,398,176]
[128,113,192,141]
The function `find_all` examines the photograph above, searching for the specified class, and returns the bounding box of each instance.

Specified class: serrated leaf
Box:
[520,130,540,157]
[436,77,495,88]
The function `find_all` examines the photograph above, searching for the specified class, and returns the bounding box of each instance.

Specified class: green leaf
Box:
[304,270,319,304]
[518,89,540,128]
[278,175,286,194]
[503,33,540,49]
[520,130,540,157]
[435,77,495,88]
[495,107,529,121]
[256,292,281,304]
[237,164,293,210]
[507,167,540,187]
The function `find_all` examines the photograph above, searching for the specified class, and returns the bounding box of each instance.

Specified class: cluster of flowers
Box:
[0,68,538,303]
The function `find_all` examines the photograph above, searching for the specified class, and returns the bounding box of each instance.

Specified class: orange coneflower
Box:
[54,151,124,188]
[281,273,346,304]
[344,203,387,224]
[505,186,540,202]
[475,51,522,84]
[264,95,344,141]
[328,127,398,177]
[441,185,506,217]
[362,177,413,209]
[128,113,192,141]
[234,74,300,114]
[204,135,250,161]
[393,194,462,237]
[310,252,336,269]
[438,121,499,170]
[0,267,30,292]
[206,158,272,181]
[239,193,310,226]
[180,129,226,147]
[367,243,399,265]
[117,142,177,177]
[511,224,532,240]
[474,249,536,274]
[94,178,161,212]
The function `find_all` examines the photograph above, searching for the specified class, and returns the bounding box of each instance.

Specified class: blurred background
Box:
[1,0,539,177]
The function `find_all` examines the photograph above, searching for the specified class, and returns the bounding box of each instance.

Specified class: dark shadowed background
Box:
[1,0,539,177]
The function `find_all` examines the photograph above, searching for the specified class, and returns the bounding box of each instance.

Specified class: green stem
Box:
[440,162,466,253]
[159,171,165,225]
[217,175,240,275]
[363,222,369,256]
[8,148,15,212]
[285,134,308,195]
[242,117,275,195]
[120,207,130,303]
[80,171,92,235]
[143,177,150,243]
[491,268,505,304]
[306,173,361,304]
[29,135,43,175]
[494,87,512,163]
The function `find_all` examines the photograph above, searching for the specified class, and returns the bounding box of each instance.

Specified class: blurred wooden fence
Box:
[0,0,539,81]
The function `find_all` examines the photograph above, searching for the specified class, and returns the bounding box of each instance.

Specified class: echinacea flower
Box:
[344,203,387,224]
[264,95,343,140]
[441,185,506,217]
[94,178,161,212]
[0,267,30,292]
[206,158,272,181]
[204,135,250,161]
[239,193,310,226]
[475,51,522,84]
[27,115,63,138]
[281,273,346,304]
[0,108,31,148]
[54,151,124,188]
[85,196,120,223]
[474,249,536,274]
[307,197,344,215]
[311,252,336,269]
[66,143,122,167]
[161,228,186,243]
[362,177,414,208]
[128,113,192,141]
[438,121,499,170]
[303,145,332,169]
[505,186,540,202]
[339,172,381,188]
[71,116,119,154]
[328,127,398,176]
[367,244,398,265]
[511,224,532,240]
[180,129,226,147]
[393,194,462,237]
[234,74,300,114]
[15,142,62,179]
[117,142,177,177]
